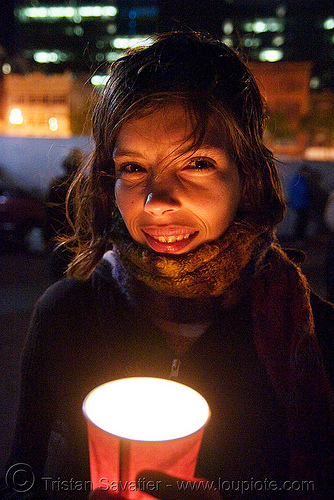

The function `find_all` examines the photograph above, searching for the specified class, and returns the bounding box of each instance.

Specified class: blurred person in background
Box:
[46,148,84,281]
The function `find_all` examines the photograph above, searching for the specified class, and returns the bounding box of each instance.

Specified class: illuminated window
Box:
[2,63,11,74]
[259,49,283,62]
[272,35,284,47]
[324,18,334,30]
[243,18,284,34]
[243,37,261,48]
[9,109,24,125]
[222,37,233,47]
[310,77,320,90]
[223,21,233,35]
[106,51,123,62]
[49,117,58,131]
[91,75,110,86]
[33,51,68,63]
[112,36,153,49]
[17,5,117,21]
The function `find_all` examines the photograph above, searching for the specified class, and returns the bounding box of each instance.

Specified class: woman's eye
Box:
[118,164,146,175]
[185,159,215,171]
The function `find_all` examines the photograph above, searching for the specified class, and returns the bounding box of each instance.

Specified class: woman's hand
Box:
[89,470,220,500]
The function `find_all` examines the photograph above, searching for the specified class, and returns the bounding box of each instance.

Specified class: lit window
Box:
[222,37,233,47]
[49,117,58,131]
[33,52,58,63]
[9,109,24,125]
[78,6,117,17]
[106,51,123,62]
[2,63,11,74]
[310,77,320,90]
[253,21,267,33]
[244,22,253,32]
[267,20,282,32]
[33,51,68,63]
[18,5,117,21]
[73,26,84,36]
[24,7,48,18]
[324,18,334,30]
[112,36,153,49]
[243,37,261,48]
[243,18,283,34]
[91,75,110,86]
[272,35,284,46]
[48,7,75,18]
[223,21,233,35]
[259,49,283,62]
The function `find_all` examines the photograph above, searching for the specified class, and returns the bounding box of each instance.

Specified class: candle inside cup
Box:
[83,377,210,499]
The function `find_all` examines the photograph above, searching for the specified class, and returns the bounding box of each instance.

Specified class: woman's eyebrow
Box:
[113,149,145,159]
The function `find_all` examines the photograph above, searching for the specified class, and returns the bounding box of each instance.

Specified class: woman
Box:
[6,32,334,499]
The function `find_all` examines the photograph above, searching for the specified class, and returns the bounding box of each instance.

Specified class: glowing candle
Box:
[83,377,210,499]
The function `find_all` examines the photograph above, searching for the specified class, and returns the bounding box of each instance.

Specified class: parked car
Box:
[0,183,46,253]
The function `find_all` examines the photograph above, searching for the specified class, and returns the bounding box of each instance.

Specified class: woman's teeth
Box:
[154,234,191,243]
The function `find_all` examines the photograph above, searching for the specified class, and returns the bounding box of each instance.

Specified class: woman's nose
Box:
[144,185,181,216]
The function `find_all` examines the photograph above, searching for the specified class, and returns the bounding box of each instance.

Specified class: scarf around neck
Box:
[111,221,334,490]
[113,222,270,299]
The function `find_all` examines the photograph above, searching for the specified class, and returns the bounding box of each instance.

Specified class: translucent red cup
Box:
[83,377,210,499]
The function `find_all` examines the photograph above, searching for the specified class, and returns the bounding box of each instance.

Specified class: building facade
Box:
[1,72,72,137]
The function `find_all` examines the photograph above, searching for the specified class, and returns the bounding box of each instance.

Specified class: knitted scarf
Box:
[112,222,334,493]
[113,222,270,300]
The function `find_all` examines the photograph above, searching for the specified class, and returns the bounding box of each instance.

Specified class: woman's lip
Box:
[142,230,198,254]
[142,226,198,237]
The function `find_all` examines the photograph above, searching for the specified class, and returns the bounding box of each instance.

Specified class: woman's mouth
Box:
[153,233,191,243]
[142,228,198,253]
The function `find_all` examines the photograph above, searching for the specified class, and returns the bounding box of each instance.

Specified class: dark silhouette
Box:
[45,148,83,281]
[325,190,334,302]
[288,165,328,239]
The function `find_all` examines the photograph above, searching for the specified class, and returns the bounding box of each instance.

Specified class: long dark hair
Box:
[66,31,286,278]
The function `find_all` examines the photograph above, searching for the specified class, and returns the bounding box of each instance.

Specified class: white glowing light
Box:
[253,21,267,33]
[83,377,210,442]
[25,7,48,18]
[78,6,117,17]
[106,51,122,62]
[49,117,58,131]
[21,5,117,20]
[33,51,58,63]
[48,7,75,18]
[259,48,283,62]
[2,63,11,74]
[112,36,153,49]
[324,18,334,30]
[223,21,233,35]
[9,109,24,125]
[91,74,110,85]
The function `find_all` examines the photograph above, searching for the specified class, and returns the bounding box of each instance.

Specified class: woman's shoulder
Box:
[311,291,334,332]
[311,292,334,382]
[36,259,115,311]
[34,275,94,314]
[31,259,120,335]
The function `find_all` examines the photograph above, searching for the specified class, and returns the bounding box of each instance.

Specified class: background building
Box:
[0,1,334,154]
[11,0,158,74]
[1,72,72,137]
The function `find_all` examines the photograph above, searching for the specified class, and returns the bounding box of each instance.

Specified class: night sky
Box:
[0,1,332,56]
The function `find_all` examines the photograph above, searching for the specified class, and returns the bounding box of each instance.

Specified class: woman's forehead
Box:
[113,103,227,153]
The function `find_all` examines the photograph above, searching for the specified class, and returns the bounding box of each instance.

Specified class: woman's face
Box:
[113,104,241,254]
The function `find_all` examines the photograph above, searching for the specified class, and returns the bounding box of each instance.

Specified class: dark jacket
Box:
[5,258,334,499]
